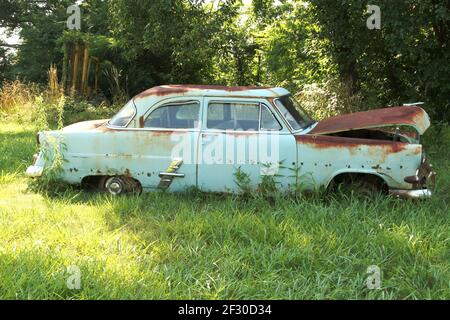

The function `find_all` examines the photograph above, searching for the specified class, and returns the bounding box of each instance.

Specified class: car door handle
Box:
[201,133,220,144]
[201,133,220,137]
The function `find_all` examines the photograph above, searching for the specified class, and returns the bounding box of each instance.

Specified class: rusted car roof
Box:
[309,106,430,135]
[134,85,289,99]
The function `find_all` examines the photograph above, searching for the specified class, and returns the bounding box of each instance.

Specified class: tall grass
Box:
[0,80,39,117]
[0,79,448,300]
[47,64,62,104]
[0,79,120,128]
[0,118,448,299]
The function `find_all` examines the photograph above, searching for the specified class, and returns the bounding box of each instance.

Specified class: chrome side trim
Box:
[158,172,185,178]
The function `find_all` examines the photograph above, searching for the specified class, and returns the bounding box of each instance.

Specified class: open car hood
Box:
[309,106,430,135]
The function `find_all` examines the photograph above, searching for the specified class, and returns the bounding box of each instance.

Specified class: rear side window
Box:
[207,102,281,131]
[144,101,200,129]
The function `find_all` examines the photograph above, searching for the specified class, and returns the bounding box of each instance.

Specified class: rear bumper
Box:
[26,165,44,177]
[389,188,432,199]
[26,153,44,177]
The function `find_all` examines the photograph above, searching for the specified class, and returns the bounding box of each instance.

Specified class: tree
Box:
[256,0,450,120]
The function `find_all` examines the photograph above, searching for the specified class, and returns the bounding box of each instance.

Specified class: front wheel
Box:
[329,173,388,198]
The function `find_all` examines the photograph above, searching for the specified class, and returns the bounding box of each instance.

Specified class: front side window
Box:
[261,105,282,131]
[274,95,314,131]
[109,100,136,127]
[144,101,200,129]
[207,102,281,131]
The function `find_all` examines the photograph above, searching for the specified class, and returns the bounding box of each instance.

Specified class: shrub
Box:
[27,133,69,195]
[62,98,119,125]
[0,80,122,128]
[295,77,363,120]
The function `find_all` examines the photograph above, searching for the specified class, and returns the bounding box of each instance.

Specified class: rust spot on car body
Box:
[295,134,408,153]
[124,169,132,177]
[149,130,187,136]
[208,131,258,137]
[309,106,430,135]
[97,125,114,132]
[62,119,109,132]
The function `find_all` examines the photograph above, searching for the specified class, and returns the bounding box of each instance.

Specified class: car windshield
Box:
[109,100,136,127]
[274,95,315,130]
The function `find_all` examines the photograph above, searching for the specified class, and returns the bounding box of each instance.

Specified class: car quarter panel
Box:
[59,129,199,191]
[295,134,422,190]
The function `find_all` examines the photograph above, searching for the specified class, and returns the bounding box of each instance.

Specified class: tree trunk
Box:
[71,42,81,95]
[61,43,69,92]
[81,46,90,96]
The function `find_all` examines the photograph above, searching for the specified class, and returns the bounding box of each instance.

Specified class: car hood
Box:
[62,119,110,132]
[308,106,430,135]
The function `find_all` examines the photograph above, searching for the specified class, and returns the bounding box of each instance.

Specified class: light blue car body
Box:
[27,85,435,198]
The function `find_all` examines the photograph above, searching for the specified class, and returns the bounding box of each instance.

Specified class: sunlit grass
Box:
[0,120,448,299]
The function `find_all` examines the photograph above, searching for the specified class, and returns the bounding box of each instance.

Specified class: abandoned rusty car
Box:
[26,85,436,198]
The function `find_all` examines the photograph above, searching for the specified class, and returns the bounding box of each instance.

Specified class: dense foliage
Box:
[0,1,449,300]
[0,0,449,120]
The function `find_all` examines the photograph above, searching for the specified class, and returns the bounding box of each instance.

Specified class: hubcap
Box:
[106,177,123,195]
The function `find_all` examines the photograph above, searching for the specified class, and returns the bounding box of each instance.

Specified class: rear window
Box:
[109,100,136,127]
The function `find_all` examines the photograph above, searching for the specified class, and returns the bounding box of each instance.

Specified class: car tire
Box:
[103,176,142,195]
[105,176,127,195]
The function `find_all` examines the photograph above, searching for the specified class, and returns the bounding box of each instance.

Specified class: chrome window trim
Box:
[143,99,201,130]
[259,102,283,132]
[206,100,265,132]
[107,100,137,129]
[201,129,289,135]
[272,97,296,132]
[272,96,315,132]
[100,127,201,132]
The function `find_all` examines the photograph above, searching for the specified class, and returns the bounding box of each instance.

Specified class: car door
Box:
[197,97,297,193]
[131,97,202,191]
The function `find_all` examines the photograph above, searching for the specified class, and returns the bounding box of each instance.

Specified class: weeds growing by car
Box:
[26,85,436,198]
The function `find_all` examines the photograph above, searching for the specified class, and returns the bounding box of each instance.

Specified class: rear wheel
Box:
[102,176,142,195]
[105,176,125,195]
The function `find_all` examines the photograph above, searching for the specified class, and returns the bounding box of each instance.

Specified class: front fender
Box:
[324,169,393,189]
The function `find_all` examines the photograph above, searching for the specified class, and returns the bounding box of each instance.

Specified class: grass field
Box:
[0,120,449,299]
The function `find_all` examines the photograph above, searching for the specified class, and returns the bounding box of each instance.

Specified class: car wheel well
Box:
[328,172,389,194]
[81,175,142,194]
[81,175,103,189]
